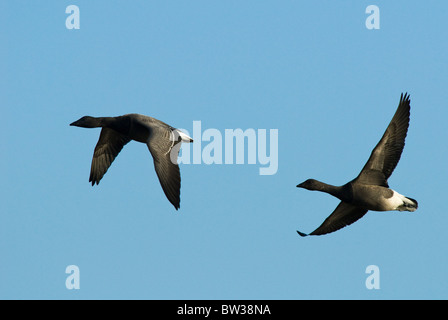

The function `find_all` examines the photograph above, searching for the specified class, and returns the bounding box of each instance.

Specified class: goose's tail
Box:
[399,196,418,212]
[173,129,193,143]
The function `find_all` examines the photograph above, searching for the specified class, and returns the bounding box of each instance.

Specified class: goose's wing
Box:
[147,126,182,210]
[356,93,411,187]
[90,128,131,185]
[297,202,368,237]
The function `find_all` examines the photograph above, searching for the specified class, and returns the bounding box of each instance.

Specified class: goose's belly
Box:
[351,185,403,211]
[129,121,151,143]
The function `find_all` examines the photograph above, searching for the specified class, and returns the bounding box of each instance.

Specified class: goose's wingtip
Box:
[296,230,309,237]
[89,179,100,186]
[400,92,411,102]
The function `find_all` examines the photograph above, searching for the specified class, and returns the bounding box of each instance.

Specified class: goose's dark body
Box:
[70,113,193,210]
[296,93,418,236]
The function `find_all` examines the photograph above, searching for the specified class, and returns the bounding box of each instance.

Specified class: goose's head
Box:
[70,116,98,128]
[296,179,322,191]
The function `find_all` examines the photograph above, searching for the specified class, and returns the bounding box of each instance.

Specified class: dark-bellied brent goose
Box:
[70,114,193,210]
[296,93,418,236]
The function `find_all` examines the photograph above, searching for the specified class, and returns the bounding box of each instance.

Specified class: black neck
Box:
[101,116,131,135]
[314,181,352,203]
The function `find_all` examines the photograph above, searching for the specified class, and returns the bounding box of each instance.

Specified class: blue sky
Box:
[1,1,447,299]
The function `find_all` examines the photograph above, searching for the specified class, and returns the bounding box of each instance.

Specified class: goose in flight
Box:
[296,93,418,236]
[70,114,193,210]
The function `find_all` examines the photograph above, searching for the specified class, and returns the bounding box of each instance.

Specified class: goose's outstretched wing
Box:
[297,202,368,237]
[356,93,411,187]
[147,127,182,210]
[90,128,131,185]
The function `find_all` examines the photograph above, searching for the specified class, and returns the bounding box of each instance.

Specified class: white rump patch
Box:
[173,129,193,142]
[391,190,417,212]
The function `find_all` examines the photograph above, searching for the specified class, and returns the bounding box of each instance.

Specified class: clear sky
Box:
[1,1,447,300]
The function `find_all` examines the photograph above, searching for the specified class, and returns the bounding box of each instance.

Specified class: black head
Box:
[296,179,321,191]
[70,116,99,128]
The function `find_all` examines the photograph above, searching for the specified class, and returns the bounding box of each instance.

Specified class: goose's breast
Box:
[128,119,151,143]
